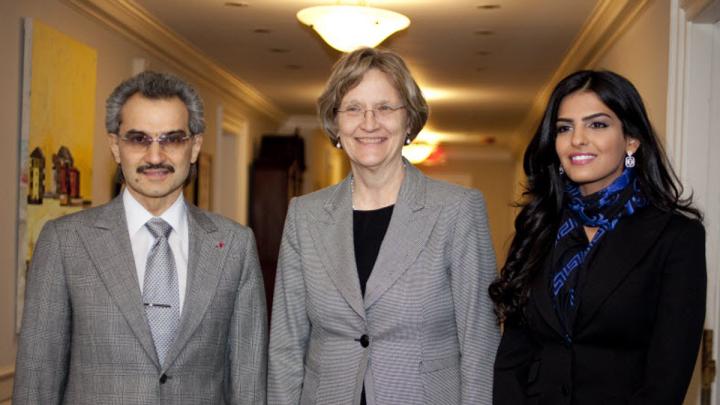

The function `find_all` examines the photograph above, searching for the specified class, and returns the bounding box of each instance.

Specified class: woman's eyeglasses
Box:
[336,104,406,119]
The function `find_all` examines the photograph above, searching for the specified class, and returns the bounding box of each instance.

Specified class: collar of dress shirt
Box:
[123,189,187,237]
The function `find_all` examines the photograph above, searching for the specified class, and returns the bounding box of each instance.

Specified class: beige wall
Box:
[483,0,673,273]
[0,0,280,395]
[595,0,671,141]
[419,146,516,267]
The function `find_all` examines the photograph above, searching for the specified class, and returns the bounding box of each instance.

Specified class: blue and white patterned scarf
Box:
[551,168,647,341]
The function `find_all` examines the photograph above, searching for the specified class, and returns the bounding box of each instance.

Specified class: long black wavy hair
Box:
[488,70,701,324]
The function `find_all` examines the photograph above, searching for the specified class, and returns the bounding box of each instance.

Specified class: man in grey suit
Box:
[13,71,267,404]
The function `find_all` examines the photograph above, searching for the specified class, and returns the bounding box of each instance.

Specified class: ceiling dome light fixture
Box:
[297,3,410,53]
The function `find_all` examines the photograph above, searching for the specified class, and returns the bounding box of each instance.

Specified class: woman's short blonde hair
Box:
[317,47,429,144]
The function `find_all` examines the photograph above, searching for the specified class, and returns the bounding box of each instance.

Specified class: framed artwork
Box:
[16,18,97,332]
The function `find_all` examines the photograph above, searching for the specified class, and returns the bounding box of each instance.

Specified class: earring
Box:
[558,165,564,175]
[335,139,342,149]
[625,151,636,168]
[404,136,411,145]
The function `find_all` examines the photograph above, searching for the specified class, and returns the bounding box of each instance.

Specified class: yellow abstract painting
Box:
[17,18,97,332]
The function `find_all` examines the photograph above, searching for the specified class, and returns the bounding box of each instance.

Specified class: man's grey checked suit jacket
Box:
[13,196,267,404]
[268,163,501,405]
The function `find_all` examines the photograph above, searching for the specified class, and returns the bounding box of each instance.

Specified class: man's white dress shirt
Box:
[123,189,189,313]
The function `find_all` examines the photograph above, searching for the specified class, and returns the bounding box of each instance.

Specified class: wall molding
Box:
[0,366,14,402]
[666,1,720,402]
[511,0,650,152]
[63,0,285,122]
[681,0,720,21]
[0,367,13,382]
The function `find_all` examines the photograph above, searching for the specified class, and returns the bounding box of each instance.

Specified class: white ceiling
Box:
[133,0,599,144]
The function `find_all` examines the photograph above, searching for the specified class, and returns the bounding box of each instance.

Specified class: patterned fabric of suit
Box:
[13,196,267,405]
[268,163,501,405]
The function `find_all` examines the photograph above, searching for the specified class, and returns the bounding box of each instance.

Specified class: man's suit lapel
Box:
[164,203,230,369]
[575,207,671,331]
[308,178,366,319]
[364,164,441,308]
[78,196,160,367]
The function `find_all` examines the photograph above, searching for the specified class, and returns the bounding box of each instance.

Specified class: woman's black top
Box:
[353,204,394,296]
[353,204,393,405]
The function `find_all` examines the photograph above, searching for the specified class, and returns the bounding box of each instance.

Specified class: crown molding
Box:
[681,0,720,21]
[63,0,285,122]
[222,111,249,134]
[511,0,650,152]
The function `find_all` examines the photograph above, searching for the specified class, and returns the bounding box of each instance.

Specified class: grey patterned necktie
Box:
[143,217,180,366]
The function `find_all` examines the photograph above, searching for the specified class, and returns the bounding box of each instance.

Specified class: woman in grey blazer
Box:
[267,47,500,405]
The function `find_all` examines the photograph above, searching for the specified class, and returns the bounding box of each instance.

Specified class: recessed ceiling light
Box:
[477,4,501,10]
[270,48,290,53]
[474,30,494,36]
[254,28,272,34]
[225,1,249,7]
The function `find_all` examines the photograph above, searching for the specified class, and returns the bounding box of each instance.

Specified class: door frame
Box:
[214,105,250,224]
[667,0,720,403]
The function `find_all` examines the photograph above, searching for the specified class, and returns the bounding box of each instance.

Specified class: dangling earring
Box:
[625,151,636,168]
[335,139,342,149]
[404,136,411,145]
[558,165,564,175]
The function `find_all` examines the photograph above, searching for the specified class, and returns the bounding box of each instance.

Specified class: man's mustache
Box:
[136,163,175,173]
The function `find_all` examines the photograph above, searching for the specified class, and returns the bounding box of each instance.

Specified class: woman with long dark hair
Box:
[490,70,706,404]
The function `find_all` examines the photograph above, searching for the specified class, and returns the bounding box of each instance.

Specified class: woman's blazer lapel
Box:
[307,177,367,320]
[529,252,566,338]
[529,206,673,338]
[364,164,442,309]
[305,163,443,319]
[575,207,672,331]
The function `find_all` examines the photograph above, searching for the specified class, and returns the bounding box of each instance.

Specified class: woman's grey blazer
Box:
[268,163,500,405]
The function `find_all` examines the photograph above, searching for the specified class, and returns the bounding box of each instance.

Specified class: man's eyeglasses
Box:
[118,131,193,153]
[336,104,406,119]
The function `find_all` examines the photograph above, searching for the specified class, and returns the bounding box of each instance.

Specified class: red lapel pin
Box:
[216,241,225,249]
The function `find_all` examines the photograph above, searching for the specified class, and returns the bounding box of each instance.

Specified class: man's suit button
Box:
[359,334,370,348]
[160,374,168,384]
